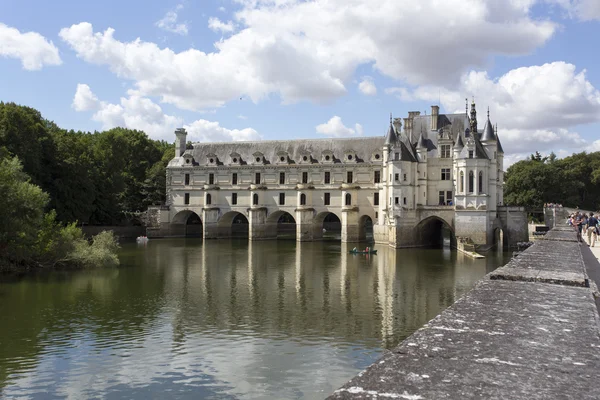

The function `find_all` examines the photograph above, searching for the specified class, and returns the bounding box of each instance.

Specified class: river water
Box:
[0,239,509,399]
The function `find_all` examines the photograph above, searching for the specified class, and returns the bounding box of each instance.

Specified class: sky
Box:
[1,0,600,168]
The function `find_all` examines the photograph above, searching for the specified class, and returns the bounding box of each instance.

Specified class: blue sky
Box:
[1,0,599,166]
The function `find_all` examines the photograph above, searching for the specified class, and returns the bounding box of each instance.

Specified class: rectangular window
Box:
[441,168,451,181]
[446,191,453,205]
[184,173,190,185]
[184,193,190,205]
[468,150,474,159]
[232,173,238,185]
[255,172,261,184]
[302,171,308,184]
[394,173,399,181]
[374,193,379,206]
[375,211,378,219]
[403,197,407,205]
[374,170,381,183]
[324,171,331,184]
[280,172,285,184]
[403,174,407,181]
[395,152,399,161]
[209,173,214,185]
[232,193,238,205]
[439,191,445,205]
[440,144,451,158]
[347,171,353,183]
[324,192,330,205]
[395,197,399,205]
[279,193,285,205]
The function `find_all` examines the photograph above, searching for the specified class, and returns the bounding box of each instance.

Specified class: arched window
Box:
[300,193,306,205]
[468,171,474,193]
[253,193,258,205]
[460,171,464,193]
[345,193,352,206]
[206,193,212,205]
[478,171,484,194]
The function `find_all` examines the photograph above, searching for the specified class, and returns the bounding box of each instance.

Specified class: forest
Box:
[504,151,600,211]
[0,102,173,271]
[0,102,172,226]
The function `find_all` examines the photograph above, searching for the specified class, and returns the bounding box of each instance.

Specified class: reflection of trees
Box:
[0,247,169,389]
[0,238,506,391]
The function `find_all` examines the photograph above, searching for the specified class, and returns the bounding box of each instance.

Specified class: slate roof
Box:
[481,118,496,141]
[170,136,387,167]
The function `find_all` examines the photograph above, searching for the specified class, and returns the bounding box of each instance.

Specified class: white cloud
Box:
[59,1,556,110]
[72,83,99,111]
[358,76,377,96]
[72,84,260,142]
[545,0,600,21]
[156,5,189,35]
[389,62,600,164]
[316,116,363,137]
[237,114,248,120]
[0,23,61,70]
[208,17,235,33]
[185,119,261,142]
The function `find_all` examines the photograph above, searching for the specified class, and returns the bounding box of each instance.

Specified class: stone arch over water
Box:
[415,216,455,248]
[171,210,203,237]
[219,211,249,238]
[314,211,342,241]
[266,210,297,239]
[358,215,374,242]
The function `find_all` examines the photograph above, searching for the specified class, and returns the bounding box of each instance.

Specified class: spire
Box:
[384,113,397,146]
[465,98,468,117]
[469,98,478,134]
[481,107,496,142]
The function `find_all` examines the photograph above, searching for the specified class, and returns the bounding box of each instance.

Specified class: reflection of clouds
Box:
[1,240,505,399]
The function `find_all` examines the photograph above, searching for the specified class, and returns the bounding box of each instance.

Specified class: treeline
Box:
[0,102,173,225]
[504,151,600,211]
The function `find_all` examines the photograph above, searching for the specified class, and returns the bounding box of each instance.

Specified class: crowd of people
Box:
[568,212,599,247]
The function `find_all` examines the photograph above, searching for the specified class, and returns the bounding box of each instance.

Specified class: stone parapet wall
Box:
[330,228,600,399]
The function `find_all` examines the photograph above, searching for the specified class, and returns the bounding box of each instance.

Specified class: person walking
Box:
[588,213,598,247]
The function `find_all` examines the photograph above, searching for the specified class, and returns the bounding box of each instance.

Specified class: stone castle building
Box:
[148,101,528,248]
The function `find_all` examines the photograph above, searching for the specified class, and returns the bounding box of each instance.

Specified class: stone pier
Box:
[329,226,600,399]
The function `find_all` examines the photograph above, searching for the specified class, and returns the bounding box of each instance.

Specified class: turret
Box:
[454,132,465,158]
[481,108,496,142]
[175,128,187,157]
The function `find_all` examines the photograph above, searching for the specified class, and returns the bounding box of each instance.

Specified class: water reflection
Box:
[0,239,509,399]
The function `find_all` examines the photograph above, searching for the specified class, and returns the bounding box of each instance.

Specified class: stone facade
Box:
[153,103,527,248]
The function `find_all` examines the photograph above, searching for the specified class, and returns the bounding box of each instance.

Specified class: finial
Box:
[390,112,392,125]
[465,98,468,115]
[472,96,475,105]
[495,123,498,134]
[487,106,490,119]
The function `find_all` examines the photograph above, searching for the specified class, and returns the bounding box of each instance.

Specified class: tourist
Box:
[574,212,584,242]
[587,213,598,247]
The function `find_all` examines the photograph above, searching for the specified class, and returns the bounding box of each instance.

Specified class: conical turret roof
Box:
[455,134,464,149]
[416,132,427,149]
[497,136,504,153]
[481,118,496,141]
[384,121,397,146]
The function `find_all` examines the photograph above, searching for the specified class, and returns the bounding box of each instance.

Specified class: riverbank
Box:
[330,226,600,399]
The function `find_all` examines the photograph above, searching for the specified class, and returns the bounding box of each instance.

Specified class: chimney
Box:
[431,105,439,131]
[175,128,187,157]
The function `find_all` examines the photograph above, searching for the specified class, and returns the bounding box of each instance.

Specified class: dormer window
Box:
[183,153,194,166]
[206,153,218,166]
[322,150,334,163]
[344,150,357,163]
[276,151,289,164]
[253,152,264,164]
[230,152,241,165]
[372,152,381,161]
[299,152,312,164]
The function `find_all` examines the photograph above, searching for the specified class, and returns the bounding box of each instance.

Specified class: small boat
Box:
[349,249,377,255]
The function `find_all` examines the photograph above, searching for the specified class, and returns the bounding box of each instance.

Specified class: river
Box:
[0,239,509,399]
